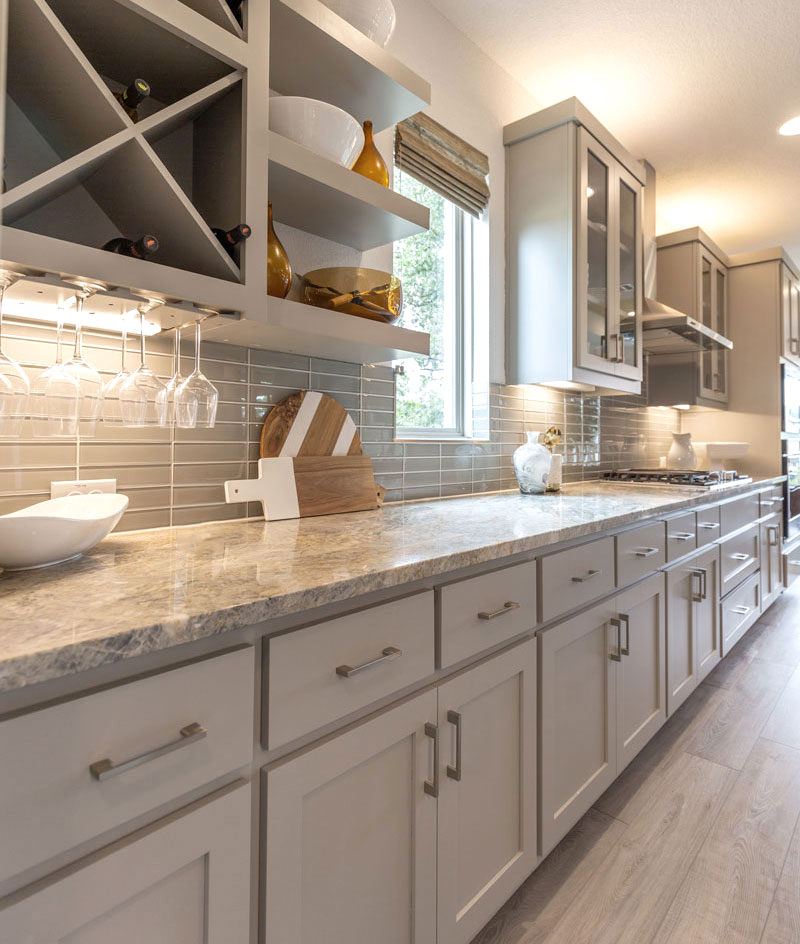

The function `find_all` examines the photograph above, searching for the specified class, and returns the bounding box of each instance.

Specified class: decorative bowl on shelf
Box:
[0,493,129,571]
[269,96,364,168]
[302,268,403,323]
[320,0,397,47]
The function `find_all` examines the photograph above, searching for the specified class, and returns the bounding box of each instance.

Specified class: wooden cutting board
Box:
[260,391,363,458]
[225,456,380,520]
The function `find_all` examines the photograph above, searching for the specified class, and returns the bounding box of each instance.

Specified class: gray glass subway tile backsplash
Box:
[0,318,679,530]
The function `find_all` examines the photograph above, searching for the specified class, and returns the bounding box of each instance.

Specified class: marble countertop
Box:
[0,476,784,695]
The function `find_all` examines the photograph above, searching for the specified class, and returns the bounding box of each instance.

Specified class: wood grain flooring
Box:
[471,582,800,944]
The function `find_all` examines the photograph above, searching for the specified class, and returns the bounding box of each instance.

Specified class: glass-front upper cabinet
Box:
[781,263,800,367]
[577,128,643,383]
[697,249,727,402]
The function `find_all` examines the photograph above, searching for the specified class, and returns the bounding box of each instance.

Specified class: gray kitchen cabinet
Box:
[652,227,730,407]
[436,640,537,944]
[781,263,800,367]
[539,573,665,855]
[666,544,721,714]
[505,98,645,394]
[761,513,784,610]
[0,782,251,944]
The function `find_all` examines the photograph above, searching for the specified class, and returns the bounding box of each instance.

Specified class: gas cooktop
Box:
[603,469,751,487]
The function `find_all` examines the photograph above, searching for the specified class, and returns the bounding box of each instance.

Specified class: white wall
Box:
[276,0,539,384]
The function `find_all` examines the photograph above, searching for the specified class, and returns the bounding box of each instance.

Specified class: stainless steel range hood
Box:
[642,297,734,355]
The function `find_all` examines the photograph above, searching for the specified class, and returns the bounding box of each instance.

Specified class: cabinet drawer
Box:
[720,523,760,595]
[665,512,697,561]
[266,592,434,749]
[438,561,536,668]
[759,485,785,517]
[696,505,721,546]
[538,537,615,623]
[616,521,667,586]
[719,492,760,536]
[721,571,761,655]
[0,647,254,886]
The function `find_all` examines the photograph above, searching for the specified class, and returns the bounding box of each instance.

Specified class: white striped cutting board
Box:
[259,391,363,459]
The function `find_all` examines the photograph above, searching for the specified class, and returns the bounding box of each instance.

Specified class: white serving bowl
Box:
[269,96,364,168]
[0,493,129,571]
[321,0,396,46]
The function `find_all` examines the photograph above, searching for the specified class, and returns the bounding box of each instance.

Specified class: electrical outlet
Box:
[50,479,117,499]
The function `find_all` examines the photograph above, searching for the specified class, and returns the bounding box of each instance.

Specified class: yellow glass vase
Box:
[351,120,389,187]
[267,202,292,298]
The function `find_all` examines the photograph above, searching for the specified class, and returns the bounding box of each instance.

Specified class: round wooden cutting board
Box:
[260,391,363,458]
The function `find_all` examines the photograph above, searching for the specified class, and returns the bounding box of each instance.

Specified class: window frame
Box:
[394,192,474,441]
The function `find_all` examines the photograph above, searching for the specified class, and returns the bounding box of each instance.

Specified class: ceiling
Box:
[427,0,800,261]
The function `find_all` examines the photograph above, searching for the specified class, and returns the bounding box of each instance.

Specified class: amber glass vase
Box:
[351,120,389,187]
[267,202,292,298]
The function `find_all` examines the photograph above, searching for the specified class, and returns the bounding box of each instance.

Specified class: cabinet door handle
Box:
[89,722,207,781]
[618,612,631,656]
[336,646,402,678]
[761,498,779,506]
[635,546,660,558]
[791,339,800,354]
[691,567,708,602]
[768,525,780,547]
[731,552,752,562]
[477,601,520,621]
[671,532,694,542]
[698,522,719,530]
[732,605,751,616]
[446,710,462,782]
[609,619,622,662]
[616,334,624,362]
[424,722,439,798]
[789,560,800,566]
[572,569,601,583]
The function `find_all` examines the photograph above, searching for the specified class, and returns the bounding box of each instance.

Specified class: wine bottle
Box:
[101,235,159,259]
[115,79,151,123]
[212,223,251,259]
[226,0,244,24]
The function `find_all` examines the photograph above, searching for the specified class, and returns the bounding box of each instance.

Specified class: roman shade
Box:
[394,113,490,218]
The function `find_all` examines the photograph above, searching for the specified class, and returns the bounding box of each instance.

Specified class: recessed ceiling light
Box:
[779,116,800,136]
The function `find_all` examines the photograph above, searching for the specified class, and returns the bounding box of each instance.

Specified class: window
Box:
[393,169,474,437]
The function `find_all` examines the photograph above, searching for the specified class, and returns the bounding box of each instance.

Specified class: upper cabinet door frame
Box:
[576,126,618,379]
[614,160,644,381]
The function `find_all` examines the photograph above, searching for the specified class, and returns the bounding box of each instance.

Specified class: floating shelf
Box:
[269,132,429,250]
[203,295,430,363]
[269,0,430,131]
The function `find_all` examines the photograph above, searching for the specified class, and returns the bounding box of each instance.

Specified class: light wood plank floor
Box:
[472,582,800,944]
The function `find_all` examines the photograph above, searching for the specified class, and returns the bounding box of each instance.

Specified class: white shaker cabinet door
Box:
[539,596,618,856]
[0,782,251,944]
[615,573,667,771]
[264,689,438,944]
[436,639,537,944]
[694,544,722,683]
[666,560,697,715]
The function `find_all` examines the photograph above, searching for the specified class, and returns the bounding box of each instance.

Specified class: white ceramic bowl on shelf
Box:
[0,493,129,571]
[269,96,364,168]
[321,0,397,47]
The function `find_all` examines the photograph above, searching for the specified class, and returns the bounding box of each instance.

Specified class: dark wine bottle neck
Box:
[122,78,151,109]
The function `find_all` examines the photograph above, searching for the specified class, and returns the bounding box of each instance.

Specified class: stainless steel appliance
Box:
[603,469,749,487]
[781,364,800,540]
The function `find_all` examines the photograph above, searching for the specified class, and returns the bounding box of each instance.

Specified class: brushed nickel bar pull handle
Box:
[732,605,751,616]
[761,498,780,506]
[477,601,520,621]
[90,723,207,781]
[609,618,622,662]
[731,552,751,561]
[792,339,800,354]
[691,567,708,602]
[336,647,402,678]
[446,710,462,782]
[768,525,780,547]
[789,560,800,566]
[424,722,439,798]
[616,334,624,362]
[698,522,720,530]
[619,612,631,656]
[671,532,694,541]
[572,569,601,583]
[635,546,660,558]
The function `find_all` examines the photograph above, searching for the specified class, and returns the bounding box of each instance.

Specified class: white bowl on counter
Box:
[269,96,364,168]
[0,493,129,571]
[321,0,397,47]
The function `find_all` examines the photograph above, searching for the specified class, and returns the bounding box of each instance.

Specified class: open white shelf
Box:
[269,0,430,131]
[203,295,430,363]
[269,132,429,250]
